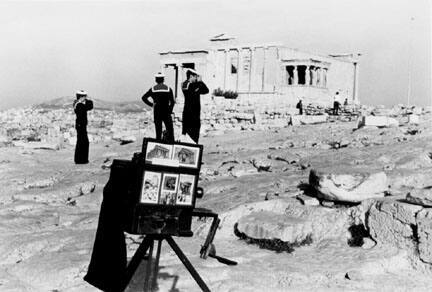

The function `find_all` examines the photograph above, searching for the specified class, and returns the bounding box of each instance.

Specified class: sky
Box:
[0,0,430,109]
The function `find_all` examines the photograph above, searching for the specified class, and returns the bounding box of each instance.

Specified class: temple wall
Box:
[159,45,359,107]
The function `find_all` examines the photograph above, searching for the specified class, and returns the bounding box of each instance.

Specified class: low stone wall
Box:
[173,95,362,132]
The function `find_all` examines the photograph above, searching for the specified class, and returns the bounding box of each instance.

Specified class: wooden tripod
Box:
[121,234,210,292]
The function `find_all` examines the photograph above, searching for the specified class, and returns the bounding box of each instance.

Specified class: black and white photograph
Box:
[176,174,196,206]
[173,145,200,168]
[140,171,161,204]
[159,191,177,205]
[145,141,173,165]
[161,173,179,193]
[0,0,431,291]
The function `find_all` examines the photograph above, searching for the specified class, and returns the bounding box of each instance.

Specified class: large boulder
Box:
[309,169,388,203]
[235,200,350,243]
[406,188,432,207]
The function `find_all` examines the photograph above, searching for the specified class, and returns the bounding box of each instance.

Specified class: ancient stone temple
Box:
[159,34,360,106]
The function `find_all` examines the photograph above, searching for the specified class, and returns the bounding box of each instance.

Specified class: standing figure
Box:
[333,92,341,115]
[344,98,348,106]
[181,69,209,143]
[142,72,175,142]
[74,90,93,164]
[296,98,303,115]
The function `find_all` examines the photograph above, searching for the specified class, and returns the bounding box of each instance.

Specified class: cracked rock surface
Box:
[1,113,432,291]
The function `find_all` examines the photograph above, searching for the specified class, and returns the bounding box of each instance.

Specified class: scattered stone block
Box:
[289,115,301,126]
[357,115,399,128]
[416,209,432,264]
[368,199,422,249]
[24,177,57,189]
[251,158,272,172]
[296,194,319,206]
[362,238,376,249]
[412,107,423,115]
[119,135,136,145]
[309,169,388,203]
[321,200,335,208]
[408,114,419,124]
[79,182,96,195]
[13,141,61,150]
[299,115,327,125]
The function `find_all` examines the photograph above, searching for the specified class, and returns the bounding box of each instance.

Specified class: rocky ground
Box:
[0,112,431,291]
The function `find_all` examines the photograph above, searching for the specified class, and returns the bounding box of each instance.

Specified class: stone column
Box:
[248,48,254,93]
[320,68,324,87]
[236,49,240,92]
[305,66,310,86]
[322,68,327,88]
[310,67,315,86]
[176,63,182,101]
[262,47,267,92]
[223,49,229,90]
[316,67,321,87]
[293,66,298,85]
[174,64,179,99]
[353,62,359,103]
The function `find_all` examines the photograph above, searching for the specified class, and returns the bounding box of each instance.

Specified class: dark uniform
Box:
[142,83,175,142]
[333,99,340,115]
[181,80,209,143]
[74,98,93,164]
[296,100,303,115]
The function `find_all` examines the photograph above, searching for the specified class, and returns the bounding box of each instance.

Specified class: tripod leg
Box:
[200,217,220,259]
[151,239,163,291]
[121,236,153,291]
[165,236,211,292]
[143,240,154,292]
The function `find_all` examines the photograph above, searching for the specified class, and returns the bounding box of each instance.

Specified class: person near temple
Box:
[73,90,93,164]
[333,92,341,115]
[141,72,175,142]
[181,69,209,143]
[296,98,303,115]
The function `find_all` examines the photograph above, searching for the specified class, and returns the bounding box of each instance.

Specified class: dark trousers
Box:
[75,124,89,164]
[182,120,201,144]
[333,102,340,115]
[154,112,174,143]
[84,161,133,291]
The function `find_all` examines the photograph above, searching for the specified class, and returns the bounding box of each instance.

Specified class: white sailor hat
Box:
[76,90,87,96]
[154,72,165,78]
[186,68,198,75]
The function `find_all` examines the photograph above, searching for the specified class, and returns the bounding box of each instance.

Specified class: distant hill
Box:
[34,97,150,113]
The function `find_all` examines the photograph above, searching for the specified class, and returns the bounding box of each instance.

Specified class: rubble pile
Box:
[0,107,153,148]
[0,97,428,149]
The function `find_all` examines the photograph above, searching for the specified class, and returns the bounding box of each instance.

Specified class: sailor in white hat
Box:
[181,68,209,143]
[141,72,175,142]
[73,90,93,164]
[154,72,165,78]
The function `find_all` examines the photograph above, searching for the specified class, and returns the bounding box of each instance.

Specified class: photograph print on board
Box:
[176,174,196,206]
[173,145,200,168]
[145,142,173,165]
[162,173,179,193]
[140,171,161,204]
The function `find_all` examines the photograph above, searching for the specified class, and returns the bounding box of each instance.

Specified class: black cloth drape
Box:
[84,160,134,291]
